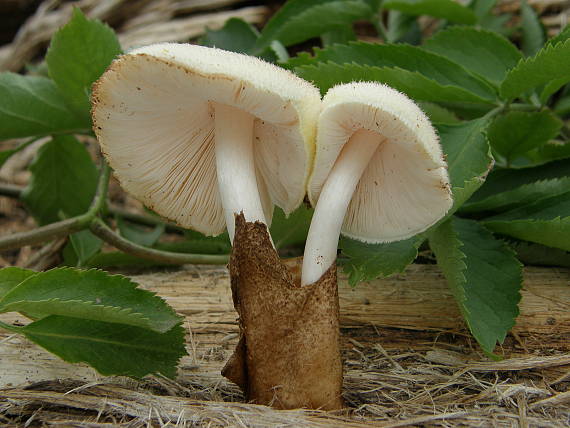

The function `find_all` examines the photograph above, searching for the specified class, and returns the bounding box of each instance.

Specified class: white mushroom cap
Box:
[308,82,452,243]
[92,43,320,236]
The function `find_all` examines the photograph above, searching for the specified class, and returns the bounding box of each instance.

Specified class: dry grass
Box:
[1,265,569,427]
[1,342,569,426]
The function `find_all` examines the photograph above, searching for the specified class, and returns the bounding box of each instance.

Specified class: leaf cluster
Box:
[1,0,569,371]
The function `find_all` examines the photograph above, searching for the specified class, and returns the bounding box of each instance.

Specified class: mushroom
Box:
[92,43,321,242]
[302,82,453,285]
[92,44,340,410]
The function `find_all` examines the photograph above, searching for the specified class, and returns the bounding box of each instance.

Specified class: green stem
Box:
[508,103,541,112]
[0,215,90,251]
[0,320,21,333]
[88,161,111,216]
[0,182,184,232]
[89,218,228,265]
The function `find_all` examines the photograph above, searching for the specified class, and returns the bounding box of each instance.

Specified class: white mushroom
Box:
[302,82,453,285]
[92,43,320,241]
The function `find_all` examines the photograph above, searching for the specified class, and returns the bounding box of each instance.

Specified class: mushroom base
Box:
[222,214,343,410]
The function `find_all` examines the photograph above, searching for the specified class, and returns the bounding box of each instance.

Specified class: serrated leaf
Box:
[296,62,494,104]
[429,217,522,353]
[423,26,522,85]
[482,191,570,251]
[18,315,186,378]
[383,0,477,23]
[488,111,562,164]
[117,217,164,247]
[461,177,570,214]
[0,268,181,333]
[437,119,493,213]
[0,267,36,300]
[270,205,314,250]
[539,76,570,104]
[418,102,459,123]
[520,0,545,57]
[291,42,496,102]
[339,235,423,286]
[46,8,121,118]
[0,73,88,139]
[468,158,570,203]
[255,0,371,53]
[200,18,259,53]
[500,39,570,100]
[21,135,98,226]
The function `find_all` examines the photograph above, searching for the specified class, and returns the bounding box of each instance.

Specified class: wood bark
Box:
[222,215,343,410]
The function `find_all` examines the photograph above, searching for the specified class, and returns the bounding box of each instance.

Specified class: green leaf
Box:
[296,63,494,104]
[539,77,570,104]
[482,191,570,251]
[291,42,496,102]
[510,240,570,268]
[0,268,181,333]
[0,73,88,139]
[67,230,103,266]
[270,205,314,250]
[18,315,186,378]
[385,11,422,44]
[321,25,357,47]
[418,102,459,123]
[46,8,121,118]
[255,0,372,53]
[423,26,522,85]
[520,0,545,57]
[461,177,570,214]
[0,138,36,169]
[488,111,562,164]
[117,217,164,247]
[200,18,260,53]
[383,0,477,23]
[339,235,423,286]
[525,141,570,165]
[469,0,496,18]
[0,267,36,301]
[21,135,98,225]
[429,217,522,354]
[500,39,570,100]
[469,158,570,203]
[555,95,570,116]
[437,119,493,213]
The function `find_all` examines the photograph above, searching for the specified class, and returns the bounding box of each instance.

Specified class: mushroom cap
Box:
[92,43,321,236]
[308,82,453,243]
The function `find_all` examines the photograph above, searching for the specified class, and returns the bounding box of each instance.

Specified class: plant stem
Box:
[0,182,184,232]
[0,320,21,333]
[0,216,90,251]
[88,161,111,216]
[508,103,541,112]
[89,218,228,265]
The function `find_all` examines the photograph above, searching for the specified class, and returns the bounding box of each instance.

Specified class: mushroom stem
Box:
[214,103,267,243]
[301,129,384,286]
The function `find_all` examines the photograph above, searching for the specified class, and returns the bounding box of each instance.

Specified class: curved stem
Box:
[89,218,228,265]
[301,129,383,286]
[214,103,267,243]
